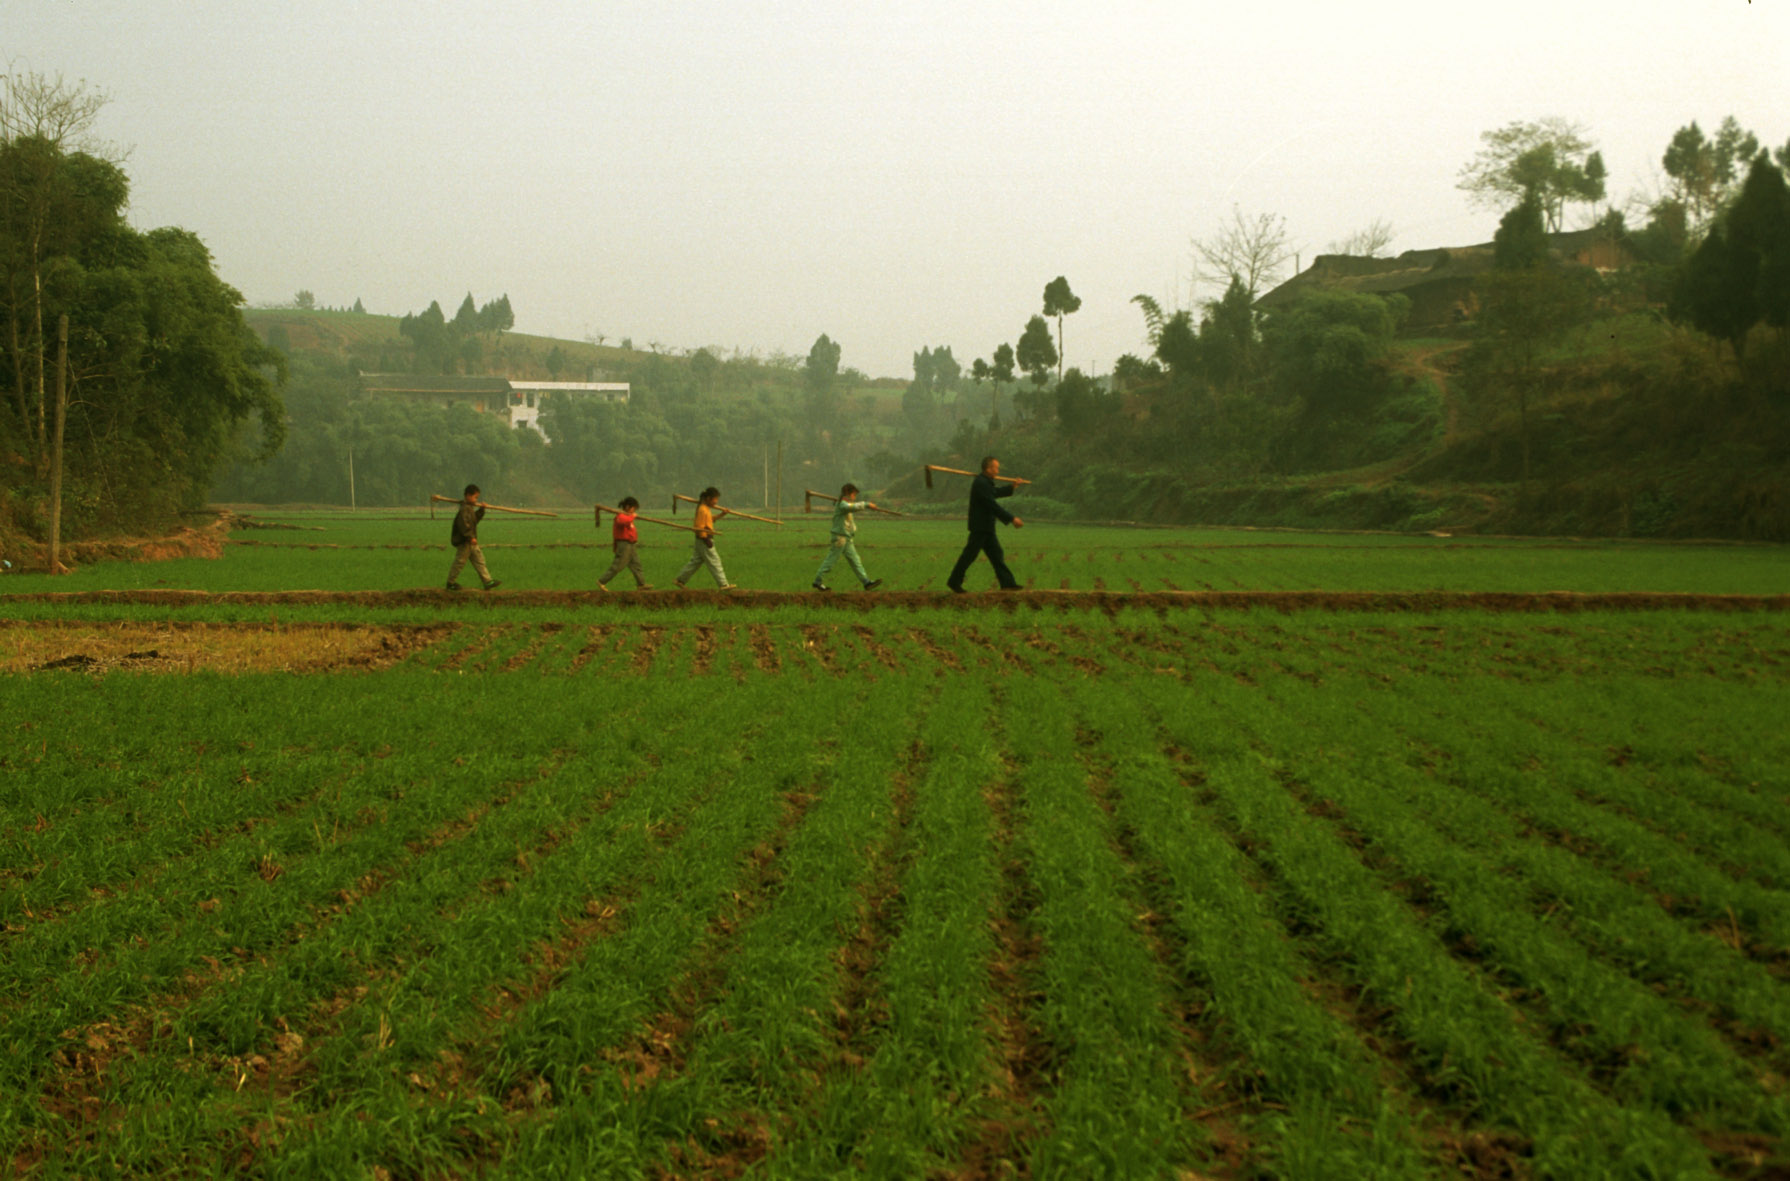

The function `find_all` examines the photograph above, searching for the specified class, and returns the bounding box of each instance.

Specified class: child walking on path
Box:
[598,496,652,590]
[812,483,884,592]
[674,487,732,589]
[446,484,501,591]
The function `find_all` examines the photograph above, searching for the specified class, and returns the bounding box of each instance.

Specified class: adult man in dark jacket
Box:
[946,456,1024,592]
[446,484,501,591]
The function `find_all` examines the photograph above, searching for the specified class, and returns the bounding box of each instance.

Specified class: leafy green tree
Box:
[1111,353,1162,390]
[991,342,1015,386]
[294,289,315,310]
[1053,367,1108,433]
[990,342,1016,428]
[1473,205,1594,481]
[1154,310,1200,382]
[970,357,994,425]
[1131,294,1167,348]
[690,347,719,396]
[934,345,961,391]
[1261,289,1408,416]
[398,301,451,373]
[804,333,842,434]
[1670,153,1790,360]
[1042,275,1081,382]
[1198,277,1259,395]
[1,83,284,531]
[1662,117,1761,231]
[903,346,939,434]
[0,72,125,477]
[1016,314,1057,387]
[1493,194,1550,270]
[476,293,514,336]
[546,344,566,379]
[1458,117,1604,232]
[453,292,479,337]
[805,333,841,395]
[1631,199,1690,266]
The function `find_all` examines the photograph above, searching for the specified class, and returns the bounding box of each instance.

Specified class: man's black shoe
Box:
[863,579,883,591]
[445,582,462,591]
[946,584,966,594]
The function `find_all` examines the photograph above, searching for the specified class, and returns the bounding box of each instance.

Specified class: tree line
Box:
[952,114,1790,536]
[0,72,282,544]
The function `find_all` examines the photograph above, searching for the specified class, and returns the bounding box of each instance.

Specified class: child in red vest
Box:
[598,496,652,590]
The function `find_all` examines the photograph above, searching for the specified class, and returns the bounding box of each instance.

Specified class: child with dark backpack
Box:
[597,496,652,591]
[812,482,884,592]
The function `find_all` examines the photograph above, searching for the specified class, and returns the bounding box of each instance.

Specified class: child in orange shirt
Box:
[673,487,732,589]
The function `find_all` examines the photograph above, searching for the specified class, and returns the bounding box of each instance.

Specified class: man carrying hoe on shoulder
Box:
[945,456,1023,593]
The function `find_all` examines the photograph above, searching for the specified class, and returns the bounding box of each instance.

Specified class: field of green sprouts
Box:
[1,514,1788,1178]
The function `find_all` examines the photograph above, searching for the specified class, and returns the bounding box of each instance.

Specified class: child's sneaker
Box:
[812,581,829,592]
[445,582,462,591]
[483,580,502,591]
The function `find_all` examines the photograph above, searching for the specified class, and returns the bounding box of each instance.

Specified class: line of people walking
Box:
[446,456,1022,593]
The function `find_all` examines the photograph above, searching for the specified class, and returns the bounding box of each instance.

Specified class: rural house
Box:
[1255,228,1633,332]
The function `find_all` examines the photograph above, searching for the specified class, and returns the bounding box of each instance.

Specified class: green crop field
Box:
[2,514,1787,1178]
[8,508,1790,598]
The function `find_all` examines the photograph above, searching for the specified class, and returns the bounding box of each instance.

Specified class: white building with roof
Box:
[359,374,630,440]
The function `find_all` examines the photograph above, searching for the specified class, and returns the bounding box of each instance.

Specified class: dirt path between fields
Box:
[2,588,1786,613]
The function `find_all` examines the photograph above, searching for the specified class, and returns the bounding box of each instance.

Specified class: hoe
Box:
[670,493,782,524]
[594,503,717,534]
[921,464,1030,489]
[429,494,559,518]
[803,489,905,516]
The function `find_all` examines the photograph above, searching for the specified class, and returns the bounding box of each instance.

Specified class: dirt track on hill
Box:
[3,588,1787,613]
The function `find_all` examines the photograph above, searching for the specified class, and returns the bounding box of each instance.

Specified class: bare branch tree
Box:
[1192,206,1293,299]
[0,67,113,153]
[1325,219,1396,258]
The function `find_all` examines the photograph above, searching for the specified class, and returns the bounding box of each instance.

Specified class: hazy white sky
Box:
[7,1,1786,379]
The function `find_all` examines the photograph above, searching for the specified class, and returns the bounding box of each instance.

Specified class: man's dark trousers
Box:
[948,530,1019,589]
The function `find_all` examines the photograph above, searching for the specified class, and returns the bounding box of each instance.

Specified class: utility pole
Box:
[775,439,784,522]
[348,447,356,511]
[48,316,68,575]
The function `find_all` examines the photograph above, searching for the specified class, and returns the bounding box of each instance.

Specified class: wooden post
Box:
[348,447,356,511]
[775,438,783,522]
[48,315,68,575]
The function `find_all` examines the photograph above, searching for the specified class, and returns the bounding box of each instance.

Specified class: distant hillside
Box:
[907,306,1790,542]
[239,302,1788,540]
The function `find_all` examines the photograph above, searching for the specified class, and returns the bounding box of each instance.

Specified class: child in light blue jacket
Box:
[811,483,884,592]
